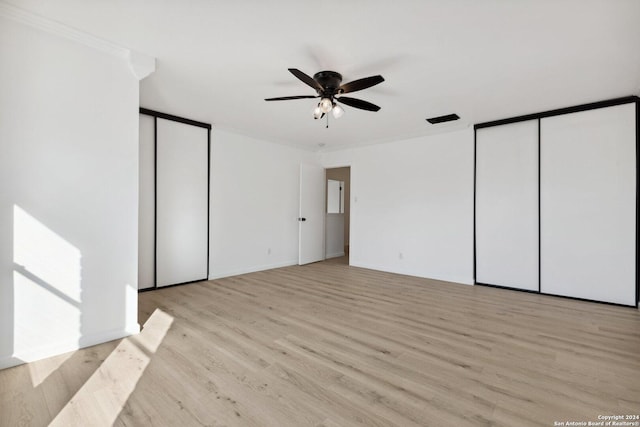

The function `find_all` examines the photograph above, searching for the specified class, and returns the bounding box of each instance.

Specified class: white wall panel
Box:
[138,114,155,290]
[540,103,636,305]
[476,120,539,290]
[156,119,209,287]
[0,16,140,368]
[208,130,317,279]
[320,129,475,285]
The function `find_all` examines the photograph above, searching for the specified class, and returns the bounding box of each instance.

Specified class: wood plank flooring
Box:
[1,257,639,426]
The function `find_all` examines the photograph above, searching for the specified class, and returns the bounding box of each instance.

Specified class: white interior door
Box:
[156,118,209,287]
[299,164,325,265]
[476,120,539,291]
[540,103,636,305]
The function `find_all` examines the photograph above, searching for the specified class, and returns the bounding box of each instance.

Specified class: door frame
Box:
[322,163,353,264]
[139,108,212,292]
[473,96,639,307]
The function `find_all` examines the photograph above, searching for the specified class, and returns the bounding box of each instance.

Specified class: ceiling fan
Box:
[265,68,384,120]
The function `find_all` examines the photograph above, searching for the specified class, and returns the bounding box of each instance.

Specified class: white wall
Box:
[0,17,141,368]
[321,129,475,285]
[209,130,316,279]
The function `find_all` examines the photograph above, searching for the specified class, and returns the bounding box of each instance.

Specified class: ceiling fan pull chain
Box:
[326,113,329,129]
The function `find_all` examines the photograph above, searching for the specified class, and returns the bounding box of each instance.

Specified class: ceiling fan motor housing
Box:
[313,71,343,96]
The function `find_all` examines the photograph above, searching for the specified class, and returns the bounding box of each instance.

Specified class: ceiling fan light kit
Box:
[265,68,384,125]
[312,105,323,119]
[331,103,344,118]
[319,97,333,113]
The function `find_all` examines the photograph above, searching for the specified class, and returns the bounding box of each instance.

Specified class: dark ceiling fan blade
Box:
[288,68,324,92]
[336,96,381,112]
[338,75,384,94]
[265,95,318,101]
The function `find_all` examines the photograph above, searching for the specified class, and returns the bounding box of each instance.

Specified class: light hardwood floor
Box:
[1,257,639,426]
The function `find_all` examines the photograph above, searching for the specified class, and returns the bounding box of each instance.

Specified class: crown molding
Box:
[0,2,128,58]
[0,1,155,80]
[128,50,156,80]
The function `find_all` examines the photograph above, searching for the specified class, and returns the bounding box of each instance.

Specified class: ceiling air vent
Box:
[426,113,460,124]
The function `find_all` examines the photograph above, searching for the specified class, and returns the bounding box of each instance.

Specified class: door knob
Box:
[298,217,306,222]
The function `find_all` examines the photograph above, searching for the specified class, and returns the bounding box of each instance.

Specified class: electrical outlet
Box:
[399,252,403,260]
[267,248,272,255]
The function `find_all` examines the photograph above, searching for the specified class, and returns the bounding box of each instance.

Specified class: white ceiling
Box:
[8,0,640,151]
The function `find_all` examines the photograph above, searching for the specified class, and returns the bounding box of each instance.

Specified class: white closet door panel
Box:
[138,114,155,290]
[476,120,539,290]
[540,103,636,305]
[156,118,209,287]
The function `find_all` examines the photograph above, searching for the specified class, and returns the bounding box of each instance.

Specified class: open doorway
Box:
[325,167,350,263]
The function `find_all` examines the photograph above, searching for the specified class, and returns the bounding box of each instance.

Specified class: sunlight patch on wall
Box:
[125,284,140,335]
[13,205,81,362]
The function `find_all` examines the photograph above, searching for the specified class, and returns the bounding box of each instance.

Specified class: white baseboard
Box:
[0,325,139,371]
[79,324,140,348]
[349,260,474,286]
[208,260,298,280]
[0,355,25,370]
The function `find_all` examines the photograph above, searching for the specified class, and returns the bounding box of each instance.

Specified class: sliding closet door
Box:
[476,120,539,290]
[540,103,636,305]
[138,114,156,290]
[156,118,209,287]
